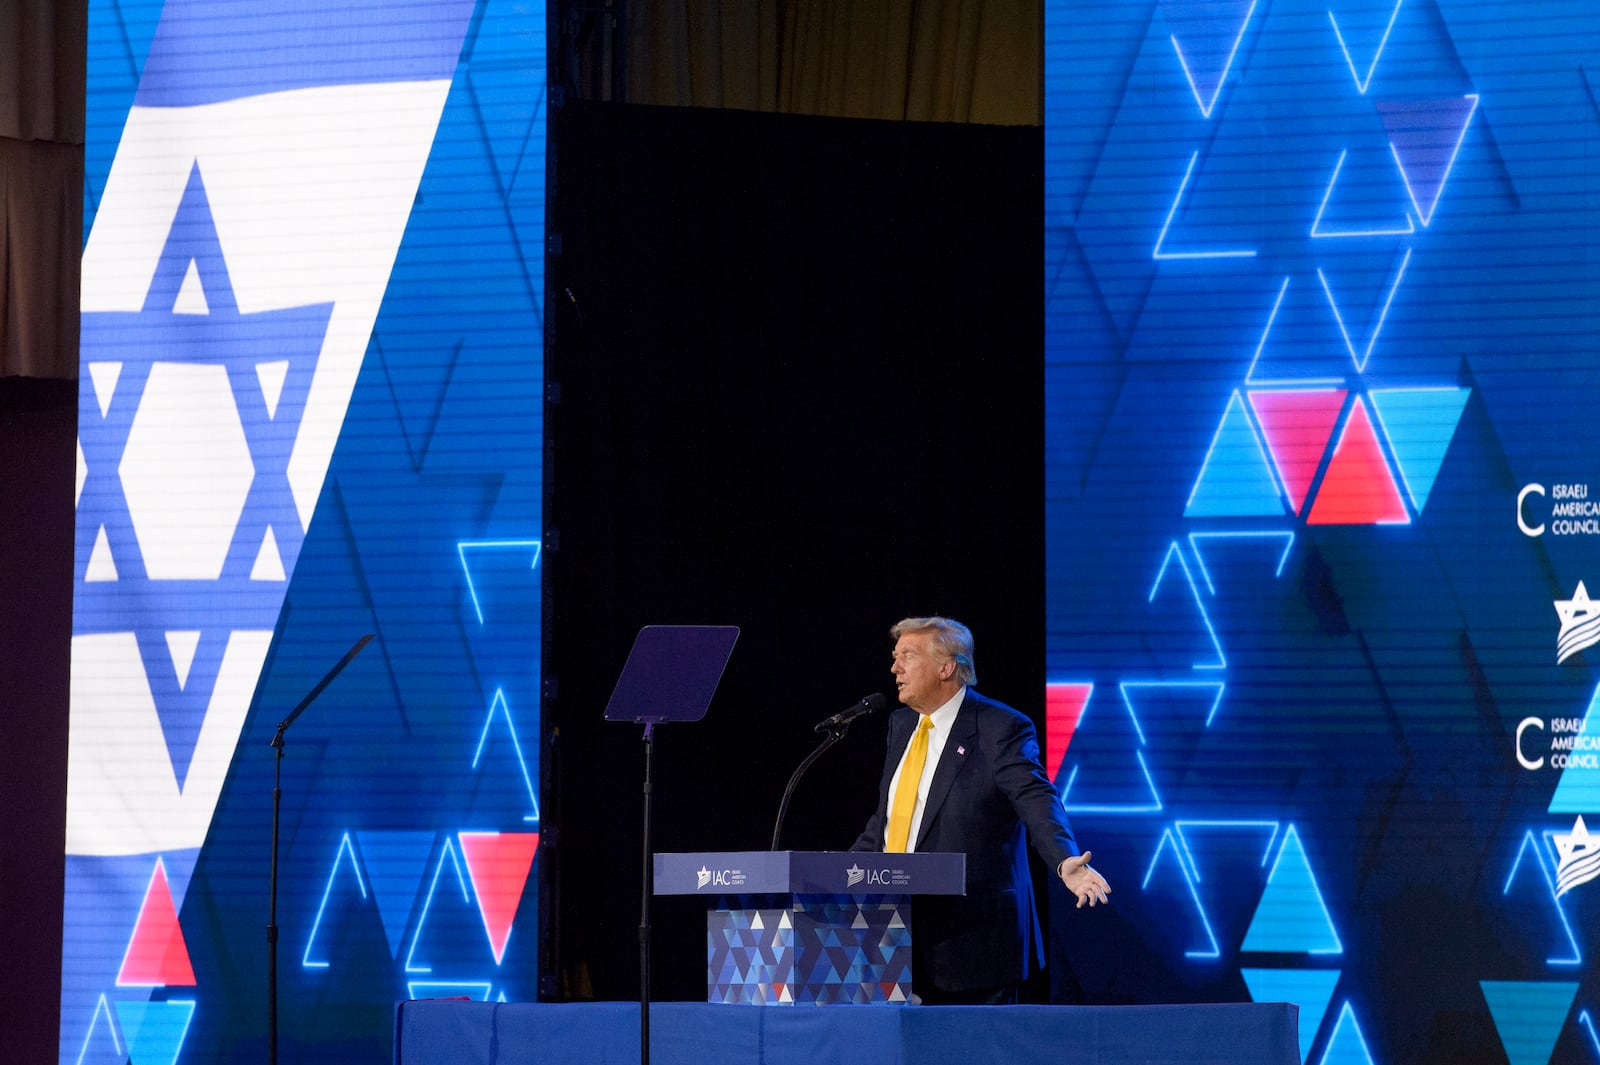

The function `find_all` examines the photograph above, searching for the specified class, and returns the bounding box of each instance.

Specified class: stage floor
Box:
[394,999,1301,1065]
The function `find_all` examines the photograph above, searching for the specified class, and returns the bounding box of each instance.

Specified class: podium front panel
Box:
[708,894,912,1005]
[655,851,965,1005]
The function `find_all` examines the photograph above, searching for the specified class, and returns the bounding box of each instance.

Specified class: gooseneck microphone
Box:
[813,692,887,732]
[773,693,888,849]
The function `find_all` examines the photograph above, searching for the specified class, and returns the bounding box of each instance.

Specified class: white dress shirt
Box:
[883,686,965,853]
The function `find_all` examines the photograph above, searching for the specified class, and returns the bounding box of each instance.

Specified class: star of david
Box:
[1554,581,1595,631]
[75,160,333,783]
[1554,815,1593,867]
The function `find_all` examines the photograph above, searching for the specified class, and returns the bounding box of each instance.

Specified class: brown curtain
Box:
[625,0,1041,125]
[0,1,86,379]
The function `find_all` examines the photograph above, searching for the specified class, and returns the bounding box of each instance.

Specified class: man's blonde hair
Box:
[890,616,977,686]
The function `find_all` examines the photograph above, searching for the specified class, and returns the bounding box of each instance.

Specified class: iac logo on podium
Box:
[696,865,745,889]
[845,863,899,889]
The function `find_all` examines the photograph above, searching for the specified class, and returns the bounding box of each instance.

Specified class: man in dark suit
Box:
[851,615,1109,1004]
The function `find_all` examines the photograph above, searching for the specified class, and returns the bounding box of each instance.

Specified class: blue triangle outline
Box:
[471,686,543,823]
[302,833,370,968]
[1160,0,1259,118]
[1318,1002,1376,1065]
[356,829,438,959]
[1327,0,1404,94]
[1148,543,1228,671]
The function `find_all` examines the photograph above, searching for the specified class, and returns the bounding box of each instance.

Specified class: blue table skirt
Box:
[394,999,1300,1065]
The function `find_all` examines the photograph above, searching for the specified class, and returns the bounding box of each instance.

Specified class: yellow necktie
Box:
[886,717,934,852]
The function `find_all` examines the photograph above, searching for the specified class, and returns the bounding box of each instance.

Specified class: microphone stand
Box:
[770,721,850,851]
[267,633,374,1065]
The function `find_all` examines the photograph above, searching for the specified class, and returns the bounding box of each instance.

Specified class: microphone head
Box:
[861,693,887,712]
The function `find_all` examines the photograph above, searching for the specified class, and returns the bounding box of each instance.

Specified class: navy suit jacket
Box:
[851,688,1078,992]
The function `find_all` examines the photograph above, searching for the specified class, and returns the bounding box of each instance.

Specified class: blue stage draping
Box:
[393,1000,1300,1065]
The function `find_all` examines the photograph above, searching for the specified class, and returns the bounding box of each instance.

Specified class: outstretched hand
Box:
[1059,851,1111,908]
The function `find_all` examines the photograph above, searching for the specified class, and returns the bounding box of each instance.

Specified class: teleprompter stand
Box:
[604,625,739,1065]
[267,633,374,1065]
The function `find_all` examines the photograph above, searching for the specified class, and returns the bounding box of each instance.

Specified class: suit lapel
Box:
[914,690,978,849]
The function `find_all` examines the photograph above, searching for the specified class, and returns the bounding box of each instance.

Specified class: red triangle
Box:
[117,858,196,986]
[1045,683,1094,784]
[1249,389,1347,514]
[1306,399,1409,525]
[459,832,539,964]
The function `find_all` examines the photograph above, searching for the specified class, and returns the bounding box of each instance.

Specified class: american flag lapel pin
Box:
[957,745,966,756]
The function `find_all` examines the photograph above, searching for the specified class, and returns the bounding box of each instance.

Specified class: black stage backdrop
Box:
[545,101,1052,1003]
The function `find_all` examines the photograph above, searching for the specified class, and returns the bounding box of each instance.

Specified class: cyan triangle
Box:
[114,999,196,1065]
[1368,388,1470,511]
[1318,1003,1376,1065]
[357,830,437,958]
[1242,968,1340,1062]
[1186,392,1288,518]
[1549,685,1600,814]
[1480,981,1577,1065]
[1243,827,1342,953]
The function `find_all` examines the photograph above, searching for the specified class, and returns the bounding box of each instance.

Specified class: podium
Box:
[654,850,965,1005]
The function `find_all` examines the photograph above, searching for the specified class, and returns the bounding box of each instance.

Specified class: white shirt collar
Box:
[923,685,965,733]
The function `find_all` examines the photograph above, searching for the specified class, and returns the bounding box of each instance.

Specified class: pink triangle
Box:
[1046,683,1094,784]
[1306,399,1409,525]
[459,832,540,964]
[117,858,196,986]
[1249,389,1347,514]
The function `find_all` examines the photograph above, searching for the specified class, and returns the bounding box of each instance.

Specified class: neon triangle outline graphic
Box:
[1318,1002,1376,1065]
[1379,94,1480,226]
[1317,249,1411,373]
[1162,0,1259,118]
[1310,149,1415,238]
[1327,0,1404,94]
[356,829,437,959]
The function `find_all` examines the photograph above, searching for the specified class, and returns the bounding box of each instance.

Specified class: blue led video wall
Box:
[1046,2,1598,1062]
[64,3,545,1062]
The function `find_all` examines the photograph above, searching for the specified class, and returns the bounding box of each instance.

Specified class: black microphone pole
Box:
[268,633,375,1065]
[771,695,884,850]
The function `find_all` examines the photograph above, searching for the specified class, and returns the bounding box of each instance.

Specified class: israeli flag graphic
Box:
[65,3,478,1061]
